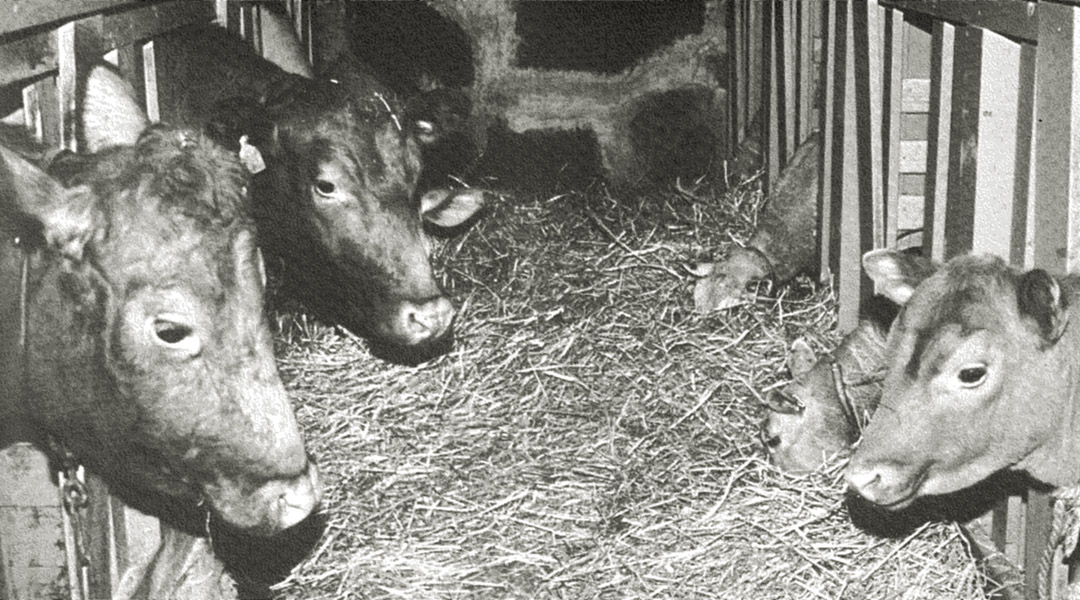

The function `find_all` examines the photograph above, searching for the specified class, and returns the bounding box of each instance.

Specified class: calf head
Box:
[761,319,887,473]
[2,67,320,536]
[207,67,484,358]
[690,247,772,313]
[847,249,1073,509]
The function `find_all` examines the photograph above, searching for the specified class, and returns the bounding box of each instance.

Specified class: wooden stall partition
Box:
[0,2,241,598]
[821,0,887,332]
[824,0,1058,596]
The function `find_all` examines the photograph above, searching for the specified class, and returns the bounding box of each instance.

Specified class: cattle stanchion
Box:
[734,0,1080,596]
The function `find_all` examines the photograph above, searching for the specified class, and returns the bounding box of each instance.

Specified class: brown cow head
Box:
[761,319,887,473]
[205,58,485,361]
[846,249,1072,509]
[1,66,320,536]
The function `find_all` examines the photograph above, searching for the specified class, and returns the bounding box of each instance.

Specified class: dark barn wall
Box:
[315,0,729,189]
[343,0,473,96]
[514,1,706,75]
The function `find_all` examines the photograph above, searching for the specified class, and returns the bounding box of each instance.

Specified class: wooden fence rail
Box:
[728,0,1076,597]
[0,2,306,598]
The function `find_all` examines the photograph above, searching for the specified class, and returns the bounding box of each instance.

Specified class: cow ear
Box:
[1018,269,1070,344]
[862,249,937,306]
[80,64,150,152]
[0,146,97,260]
[420,188,486,228]
[788,338,817,377]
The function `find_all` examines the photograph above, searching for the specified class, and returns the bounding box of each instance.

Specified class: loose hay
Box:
[271,178,990,599]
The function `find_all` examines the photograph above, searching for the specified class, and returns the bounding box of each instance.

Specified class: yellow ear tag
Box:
[238,135,266,174]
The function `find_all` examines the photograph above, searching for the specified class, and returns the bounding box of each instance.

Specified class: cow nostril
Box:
[400,297,454,341]
[272,463,321,531]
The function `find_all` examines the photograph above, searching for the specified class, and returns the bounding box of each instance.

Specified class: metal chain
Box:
[57,463,91,600]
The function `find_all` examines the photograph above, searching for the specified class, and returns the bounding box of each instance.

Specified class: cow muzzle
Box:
[845,460,927,510]
[388,296,455,346]
[205,460,322,536]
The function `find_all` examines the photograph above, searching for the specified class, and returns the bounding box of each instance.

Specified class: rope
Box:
[1039,485,1080,599]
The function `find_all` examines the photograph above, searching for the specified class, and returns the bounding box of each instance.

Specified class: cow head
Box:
[846,249,1073,509]
[0,66,320,536]
[761,320,887,473]
[205,68,484,360]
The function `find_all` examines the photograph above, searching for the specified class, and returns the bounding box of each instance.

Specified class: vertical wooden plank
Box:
[84,475,116,599]
[726,1,743,148]
[765,0,781,189]
[1022,53,1038,270]
[783,0,797,158]
[970,30,1020,259]
[1033,3,1080,275]
[884,9,904,249]
[298,0,314,70]
[820,1,839,284]
[214,0,228,26]
[941,26,983,258]
[1026,491,1055,599]
[143,40,159,123]
[837,0,864,332]
[991,495,1027,569]
[748,0,763,131]
[798,0,814,142]
[735,1,748,142]
[56,22,76,150]
[924,21,955,262]
[861,0,886,251]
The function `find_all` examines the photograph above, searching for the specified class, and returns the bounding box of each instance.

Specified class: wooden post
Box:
[924,20,955,262]
[1033,2,1080,275]
[818,1,837,283]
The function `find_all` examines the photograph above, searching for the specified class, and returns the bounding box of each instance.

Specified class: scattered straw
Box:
[268,176,988,599]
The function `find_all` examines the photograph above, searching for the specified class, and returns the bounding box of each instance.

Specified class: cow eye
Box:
[314,179,337,196]
[151,317,201,356]
[154,320,191,344]
[957,365,987,387]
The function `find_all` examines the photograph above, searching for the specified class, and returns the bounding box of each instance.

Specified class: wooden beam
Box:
[0,31,56,87]
[0,0,135,37]
[879,0,1037,43]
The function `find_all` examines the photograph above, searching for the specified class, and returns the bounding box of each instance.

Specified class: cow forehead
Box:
[900,258,1018,334]
[85,133,253,292]
[888,259,1027,382]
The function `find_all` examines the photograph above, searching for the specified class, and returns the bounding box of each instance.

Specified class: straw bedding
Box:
[270,175,990,599]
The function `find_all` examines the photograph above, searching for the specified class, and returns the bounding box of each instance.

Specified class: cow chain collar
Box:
[13,234,93,599]
[828,360,884,434]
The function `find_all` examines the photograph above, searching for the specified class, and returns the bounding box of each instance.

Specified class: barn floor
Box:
[266,175,990,599]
